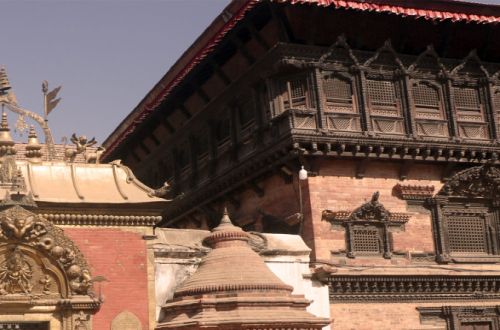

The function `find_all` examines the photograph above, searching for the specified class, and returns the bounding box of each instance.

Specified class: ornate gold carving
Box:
[64,134,105,164]
[40,213,162,227]
[39,274,51,294]
[0,205,93,295]
[0,246,33,294]
[0,213,45,240]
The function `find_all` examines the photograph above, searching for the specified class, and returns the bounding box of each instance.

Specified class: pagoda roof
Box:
[102,0,500,160]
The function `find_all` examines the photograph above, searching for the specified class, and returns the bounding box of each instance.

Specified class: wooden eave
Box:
[102,0,500,162]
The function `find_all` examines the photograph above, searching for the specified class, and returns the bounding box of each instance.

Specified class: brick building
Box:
[102,0,500,329]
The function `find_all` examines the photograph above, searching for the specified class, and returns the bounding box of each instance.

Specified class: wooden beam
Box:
[248,181,265,197]
[246,23,271,50]
[231,38,255,65]
[356,158,370,179]
[178,104,192,119]
[163,119,175,133]
[208,59,231,85]
[399,160,414,180]
[139,141,150,155]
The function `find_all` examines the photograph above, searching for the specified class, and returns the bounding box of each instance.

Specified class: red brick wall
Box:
[306,159,443,262]
[64,228,149,330]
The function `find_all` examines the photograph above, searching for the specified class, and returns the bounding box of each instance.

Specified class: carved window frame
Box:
[322,192,410,259]
[493,86,500,137]
[320,70,362,133]
[428,165,500,263]
[418,306,500,330]
[450,70,491,141]
[364,69,407,136]
[429,197,500,263]
[268,71,316,117]
[410,79,449,138]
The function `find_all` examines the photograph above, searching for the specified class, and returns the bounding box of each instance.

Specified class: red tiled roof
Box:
[285,0,500,23]
[102,0,500,160]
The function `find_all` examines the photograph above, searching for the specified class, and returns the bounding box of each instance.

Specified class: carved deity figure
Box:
[1,215,34,239]
[0,214,47,241]
[0,247,33,294]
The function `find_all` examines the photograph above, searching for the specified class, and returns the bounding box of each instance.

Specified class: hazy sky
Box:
[1,0,228,144]
[1,0,499,145]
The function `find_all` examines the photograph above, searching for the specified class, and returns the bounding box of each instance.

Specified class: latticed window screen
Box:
[367,79,398,107]
[412,83,442,118]
[323,76,354,112]
[454,86,481,111]
[446,216,487,254]
[351,227,382,253]
[494,90,500,131]
[280,76,312,110]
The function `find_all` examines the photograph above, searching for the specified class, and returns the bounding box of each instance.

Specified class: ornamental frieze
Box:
[325,275,500,302]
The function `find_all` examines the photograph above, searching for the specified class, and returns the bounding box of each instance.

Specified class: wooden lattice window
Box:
[453,86,483,121]
[367,79,399,111]
[351,227,382,254]
[446,216,488,254]
[494,89,500,132]
[322,192,409,259]
[412,82,443,119]
[276,74,315,112]
[323,76,354,113]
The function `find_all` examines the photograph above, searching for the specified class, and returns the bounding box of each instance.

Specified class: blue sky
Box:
[1,0,499,145]
[1,0,228,144]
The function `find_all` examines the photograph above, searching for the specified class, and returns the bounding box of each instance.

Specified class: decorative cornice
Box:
[39,213,162,227]
[326,275,500,302]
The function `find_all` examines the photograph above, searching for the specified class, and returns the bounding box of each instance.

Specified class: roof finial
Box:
[0,111,15,154]
[0,67,12,93]
[1,111,9,130]
[220,205,232,226]
[203,204,248,247]
[26,125,43,161]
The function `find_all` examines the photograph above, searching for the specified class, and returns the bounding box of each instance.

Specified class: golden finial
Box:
[0,67,11,92]
[26,125,43,161]
[1,111,9,130]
